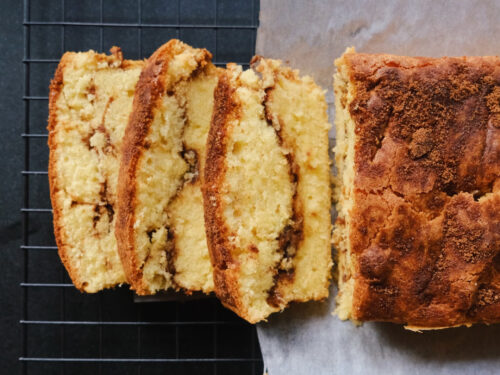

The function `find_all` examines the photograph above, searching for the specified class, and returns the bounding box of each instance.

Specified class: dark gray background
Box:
[0,1,262,374]
[1,0,24,373]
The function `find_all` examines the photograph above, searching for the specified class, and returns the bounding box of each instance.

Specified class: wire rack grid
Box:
[21,0,262,374]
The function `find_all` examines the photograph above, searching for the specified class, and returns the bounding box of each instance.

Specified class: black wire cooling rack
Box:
[21,1,262,374]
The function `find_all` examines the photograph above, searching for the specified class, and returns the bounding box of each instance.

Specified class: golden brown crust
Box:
[47,53,83,289]
[115,44,170,294]
[115,40,212,295]
[342,51,500,327]
[202,71,246,315]
[115,41,180,294]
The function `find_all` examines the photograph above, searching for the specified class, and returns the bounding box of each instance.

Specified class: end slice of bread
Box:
[203,59,332,323]
[115,39,219,295]
[333,48,500,328]
[48,48,144,292]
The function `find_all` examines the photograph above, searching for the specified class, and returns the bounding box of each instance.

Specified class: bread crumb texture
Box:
[334,48,500,328]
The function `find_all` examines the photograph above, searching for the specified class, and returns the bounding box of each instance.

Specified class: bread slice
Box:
[333,48,500,328]
[115,40,219,295]
[203,59,332,323]
[48,48,144,292]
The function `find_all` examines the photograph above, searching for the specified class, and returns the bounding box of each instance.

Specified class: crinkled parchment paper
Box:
[256,1,500,374]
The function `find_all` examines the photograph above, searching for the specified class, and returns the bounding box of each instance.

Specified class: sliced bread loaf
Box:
[203,59,332,323]
[116,40,220,295]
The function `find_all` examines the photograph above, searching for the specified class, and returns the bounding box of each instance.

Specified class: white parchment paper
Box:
[256,1,500,374]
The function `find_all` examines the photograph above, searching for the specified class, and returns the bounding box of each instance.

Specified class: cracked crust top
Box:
[340,51,500,327]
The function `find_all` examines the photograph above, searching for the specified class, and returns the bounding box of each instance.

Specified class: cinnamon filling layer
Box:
[159,74,204,288]
[263,89,304,308]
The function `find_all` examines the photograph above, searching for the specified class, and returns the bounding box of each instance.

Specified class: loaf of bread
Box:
[203,58,332,323]
[48,48,144,292]
[333,48,500,329]
[115,40,220,295]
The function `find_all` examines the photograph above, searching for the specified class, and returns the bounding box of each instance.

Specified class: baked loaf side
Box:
[334,49,500,328]
[333,48,358,320]
[48,48,144,292]
[203,60,332,323]
[116,39,218,295]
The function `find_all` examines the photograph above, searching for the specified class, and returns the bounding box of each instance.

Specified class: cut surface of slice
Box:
[48,48,144,292]
[333,48,500,329]
[203,59,332,323]
[116,39,219,295]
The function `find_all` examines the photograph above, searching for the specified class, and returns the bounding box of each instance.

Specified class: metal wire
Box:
[20,357,260,363]
[22,1,30,373]
[21,0,262,373]
[21,321,243,326]
[24,21,257,29]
